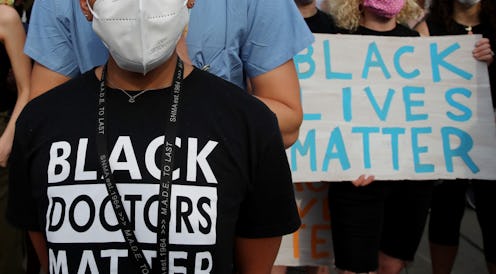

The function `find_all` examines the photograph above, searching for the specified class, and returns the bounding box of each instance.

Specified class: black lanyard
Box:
[96,58,184,274]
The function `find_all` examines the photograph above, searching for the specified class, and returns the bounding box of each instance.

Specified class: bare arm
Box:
[250,60,303,148]
[29,62,71,100]
[235,236,282,274]
[29,231,49,274]
[0,5,31,166]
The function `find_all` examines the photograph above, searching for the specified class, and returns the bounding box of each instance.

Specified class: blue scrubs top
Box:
[26,0,313,89]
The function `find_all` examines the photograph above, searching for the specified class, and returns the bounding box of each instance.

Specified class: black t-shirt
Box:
[7,67,300,273]
[353,24,420,37]
[304,9,338,34]
[427,18,496,107]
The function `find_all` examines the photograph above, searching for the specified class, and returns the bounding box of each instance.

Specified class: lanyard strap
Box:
[96,58,184,274]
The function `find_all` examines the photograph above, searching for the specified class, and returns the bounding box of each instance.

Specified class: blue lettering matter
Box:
[352,127,380,169]
[322,127,350,171]
[411,127,434,173]
[289,127,479,174]
[291,130,317,171]
[382,127,406,170]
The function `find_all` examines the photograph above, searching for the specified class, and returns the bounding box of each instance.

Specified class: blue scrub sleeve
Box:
[242,0,314,78]
[24,0,80,78]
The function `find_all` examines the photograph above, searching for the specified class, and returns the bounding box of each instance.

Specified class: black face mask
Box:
[294,0,314,6]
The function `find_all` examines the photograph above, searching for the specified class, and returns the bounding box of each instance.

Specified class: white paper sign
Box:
[289,34,496,182]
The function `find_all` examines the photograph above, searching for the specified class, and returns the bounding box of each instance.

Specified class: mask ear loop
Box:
[86,0,99,20]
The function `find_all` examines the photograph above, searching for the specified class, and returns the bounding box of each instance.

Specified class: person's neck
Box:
[95,53,192,91]
[297,3,318,18]
[453,2,481,28]
[360,9,397,32]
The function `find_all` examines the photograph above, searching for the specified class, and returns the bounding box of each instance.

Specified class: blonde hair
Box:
[330,0,423,32]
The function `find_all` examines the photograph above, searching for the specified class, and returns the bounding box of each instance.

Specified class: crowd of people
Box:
[0,0,494,273]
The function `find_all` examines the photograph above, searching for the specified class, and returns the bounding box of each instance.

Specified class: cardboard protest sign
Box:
[276,34,496,267]
[289,34,496,182]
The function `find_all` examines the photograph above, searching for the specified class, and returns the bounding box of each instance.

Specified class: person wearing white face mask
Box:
[426,1,496,273]
[87,0,189,75]
[6,1,302,274]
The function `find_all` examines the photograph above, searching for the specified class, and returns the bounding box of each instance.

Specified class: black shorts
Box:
[429,180,496,264]
[328,180,433,273]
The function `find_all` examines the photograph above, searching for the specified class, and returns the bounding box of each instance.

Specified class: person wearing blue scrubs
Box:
[26,0,313,148]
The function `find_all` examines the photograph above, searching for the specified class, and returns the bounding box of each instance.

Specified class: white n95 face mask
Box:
[88,0,189,75]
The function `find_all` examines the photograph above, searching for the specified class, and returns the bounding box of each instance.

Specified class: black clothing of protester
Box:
[7,67,301,273]
[327,24,434,273]
[304,9,338,34]
[352,24,419,37]
[429,180,496,263]
[427,17,496,264]
[0,44,16,113]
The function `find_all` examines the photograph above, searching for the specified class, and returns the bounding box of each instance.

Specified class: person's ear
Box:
[80,0,94,21]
